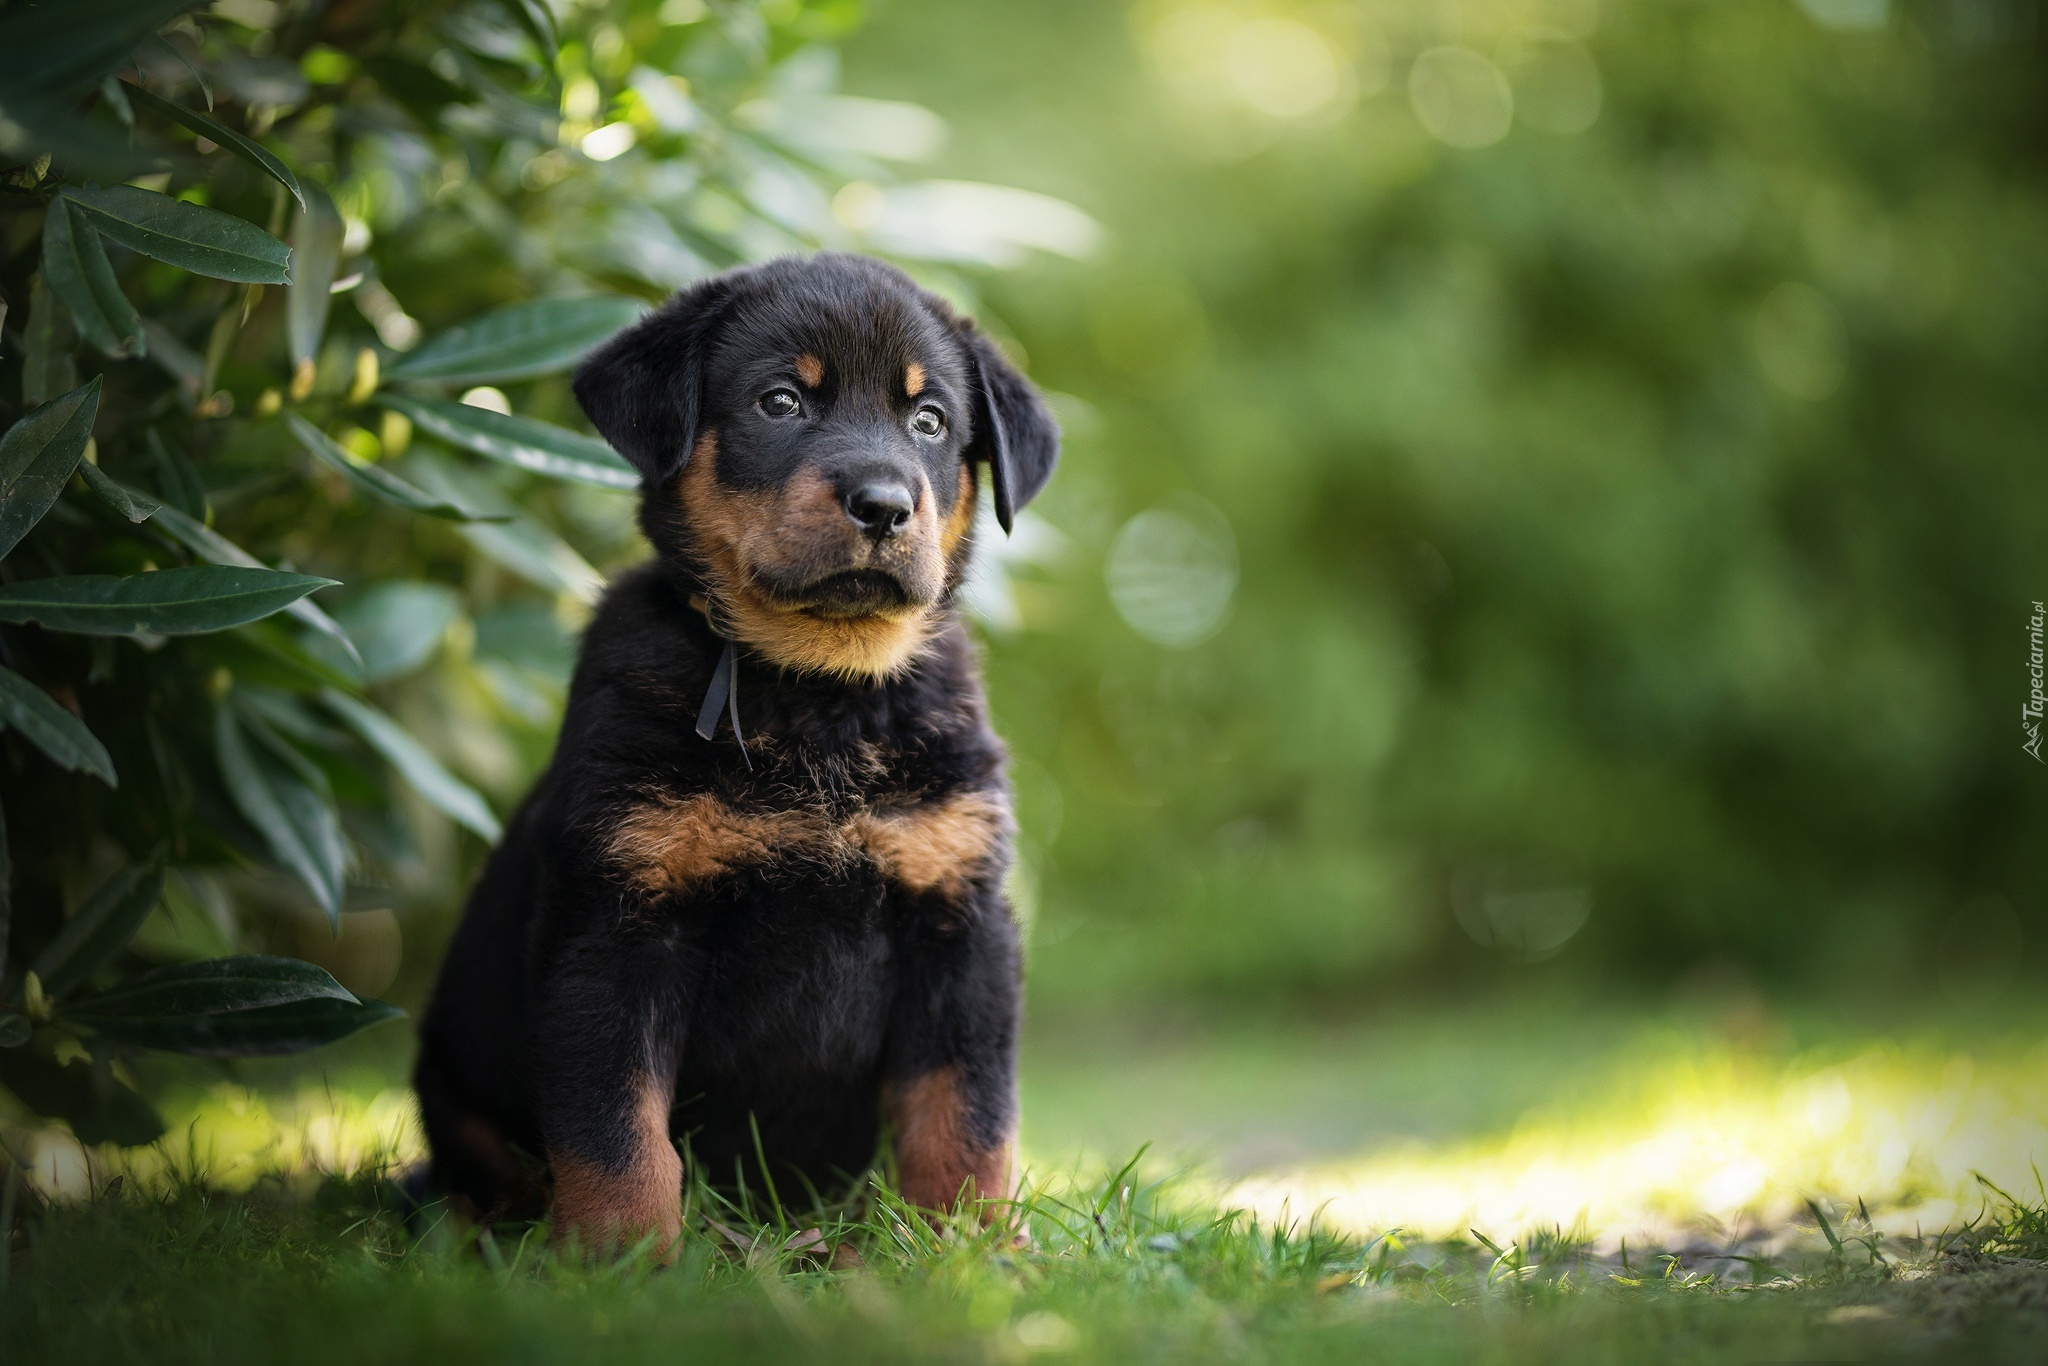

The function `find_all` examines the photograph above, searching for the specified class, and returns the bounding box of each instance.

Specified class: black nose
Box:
[844,481,915,539]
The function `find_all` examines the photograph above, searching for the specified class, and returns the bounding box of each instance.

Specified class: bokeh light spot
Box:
[1106,495,1239,648]
[1409,46,1514,150]
[1223,18,1344,120]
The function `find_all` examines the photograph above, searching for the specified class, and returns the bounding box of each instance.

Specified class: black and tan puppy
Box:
[413,253,1057,1253]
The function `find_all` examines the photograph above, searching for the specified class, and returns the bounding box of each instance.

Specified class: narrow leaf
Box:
[384,296,646,384]
[0,664,116,787]
[214,707,345,923]
[145,428,208,521]
[379,392,638,489]
[145,502,360,665]
[0,799,11,986]
[0,376,102,559]
[403,451,604,600]
[41,199,142,358]
[509,0,561,65]
[286,413,507,521]
[121,81,306,209]
[65,955,354,1018]
[321,688,502,841]
[71,991,402,1057]
[31,861,165,999]
[76,458,161,523]
[63,185,291,285]
[287,183,343,367]
[22,272,80,407]
[0,566,338,637]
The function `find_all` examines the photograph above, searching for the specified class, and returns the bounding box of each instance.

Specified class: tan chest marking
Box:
[607,789,1008,898]
[851,790,1010,898]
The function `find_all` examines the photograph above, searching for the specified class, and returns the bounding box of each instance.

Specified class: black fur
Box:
[415,254,1057,1228]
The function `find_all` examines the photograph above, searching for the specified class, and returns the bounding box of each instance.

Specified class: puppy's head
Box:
[574,254,1058,681]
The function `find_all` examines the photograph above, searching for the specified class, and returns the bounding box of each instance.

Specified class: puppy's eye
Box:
[910,406,945,437]
[760,389,802,417]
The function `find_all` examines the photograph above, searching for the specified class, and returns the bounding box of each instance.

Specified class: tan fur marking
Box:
[795,353,824,387]
[886,1066,1012,1216]
[905,362,927,396]
[608,788,1005,899]
[940,462,977,559]
[551,1075,681,1259]
[853,790,1009,898]
[607,792,835,894]
[679,434,938,681]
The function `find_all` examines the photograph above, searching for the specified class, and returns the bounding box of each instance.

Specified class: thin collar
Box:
[687,593,749,769]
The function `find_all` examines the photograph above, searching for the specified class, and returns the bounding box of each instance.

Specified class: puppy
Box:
[414,253,1058,1254]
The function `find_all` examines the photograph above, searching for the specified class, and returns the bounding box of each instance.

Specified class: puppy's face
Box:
[576,254,1059,682]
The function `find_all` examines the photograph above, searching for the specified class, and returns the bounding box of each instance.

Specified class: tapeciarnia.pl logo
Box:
[2028,600,2045,762]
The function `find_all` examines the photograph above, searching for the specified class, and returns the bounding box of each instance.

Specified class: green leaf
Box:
[320,689,503,841]
[60,955,402,1057]
[0,1048,163,1147]
[0,0,199,105]
[0,799,11,986]
[384,296,646,384]
[0,566,337,637]
[145,501,360,666]
[286,413,507,521]
[214,707,345,924]
[66,955,354,1017]
[76,457,161,523]
[0,376,102,559]
[333,581,461,683]
[379,392,639,489]
[0,664,117,788]
[74,990,403,1057]
[0,1014,27,1049]
[287,183,344,368]
[22,272,80,407]
[403,451,605,600]
[62,185,291,285]
[508,0,561,66]
[121,81,307,209]
[41,198,143,358]
[145,428,208,521]
[30,861,164,999]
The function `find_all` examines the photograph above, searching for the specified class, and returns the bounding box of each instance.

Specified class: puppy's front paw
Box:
[550,1142,684,1261]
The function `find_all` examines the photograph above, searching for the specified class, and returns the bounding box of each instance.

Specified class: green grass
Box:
[3,1161,2045,1364]
[6,992,2047,1362]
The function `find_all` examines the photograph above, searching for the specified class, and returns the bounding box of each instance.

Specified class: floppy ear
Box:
[573,276,732,486]
[959,327,1060,535]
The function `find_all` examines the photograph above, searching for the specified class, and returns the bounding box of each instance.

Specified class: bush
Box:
[0,0,1069,1144]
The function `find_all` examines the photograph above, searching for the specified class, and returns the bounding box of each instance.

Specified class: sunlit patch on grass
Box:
[12,1086,423,1200]
[1226,1040,2048,1246]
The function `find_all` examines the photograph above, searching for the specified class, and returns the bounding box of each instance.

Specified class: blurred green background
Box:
[836,0,2048,1006]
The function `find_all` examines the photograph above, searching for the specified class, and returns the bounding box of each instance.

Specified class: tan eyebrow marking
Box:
[905,362,927,397]
[795,354,824,388]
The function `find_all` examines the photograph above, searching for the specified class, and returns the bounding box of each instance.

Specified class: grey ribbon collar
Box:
[688,595,750,769]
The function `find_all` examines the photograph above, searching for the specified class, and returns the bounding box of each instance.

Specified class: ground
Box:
[3,989,2045,1363]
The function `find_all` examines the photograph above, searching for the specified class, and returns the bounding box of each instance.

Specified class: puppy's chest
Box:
[603,762,1008,911]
